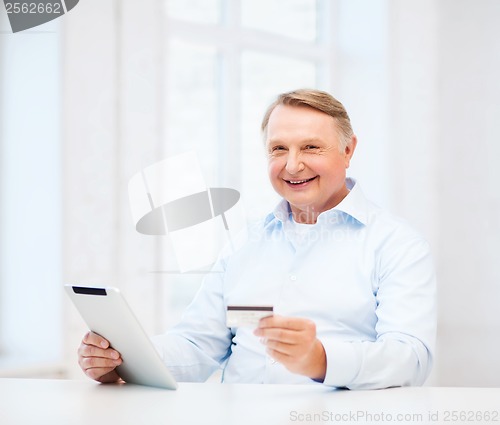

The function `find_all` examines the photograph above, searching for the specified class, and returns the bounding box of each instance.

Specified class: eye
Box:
[305,145,320,150]
[269,145,286,154]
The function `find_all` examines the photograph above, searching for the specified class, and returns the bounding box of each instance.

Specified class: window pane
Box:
[165,0,222,24]
[0,22,62,362]
[240,51,317,219]
[165,40,219,185]
[162,40,223,296]
[241,0,317,41]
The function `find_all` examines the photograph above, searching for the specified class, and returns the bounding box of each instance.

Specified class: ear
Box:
[344,135,357,169]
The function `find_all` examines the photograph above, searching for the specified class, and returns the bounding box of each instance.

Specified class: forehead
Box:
[266,104,338,140]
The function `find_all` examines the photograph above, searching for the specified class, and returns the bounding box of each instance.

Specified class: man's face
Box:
[265,104,356,224]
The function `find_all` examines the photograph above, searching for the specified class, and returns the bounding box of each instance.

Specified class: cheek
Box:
[316,155,344,172]
[267,158,283,180]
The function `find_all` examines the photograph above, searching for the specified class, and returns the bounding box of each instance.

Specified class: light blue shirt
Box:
[152,178,437,389]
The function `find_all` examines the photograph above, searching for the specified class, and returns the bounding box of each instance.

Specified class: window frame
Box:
[163,0,336,189]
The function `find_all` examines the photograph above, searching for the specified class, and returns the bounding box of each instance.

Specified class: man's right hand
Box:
[78,331,123,383]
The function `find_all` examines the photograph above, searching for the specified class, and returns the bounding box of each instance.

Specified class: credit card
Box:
[226,305,274,328]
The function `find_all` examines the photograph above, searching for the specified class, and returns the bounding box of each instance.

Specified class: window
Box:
[158,0,335,327]
[163,0,334,218]
[0,19,63,372]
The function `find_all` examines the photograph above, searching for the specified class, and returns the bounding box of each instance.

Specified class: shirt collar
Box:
[330,177,369,225]
[265,177,369,228]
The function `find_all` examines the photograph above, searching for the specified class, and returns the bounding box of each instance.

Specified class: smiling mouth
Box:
[284,176,317,186]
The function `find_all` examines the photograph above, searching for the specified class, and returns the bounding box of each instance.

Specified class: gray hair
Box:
[261,89,354,151]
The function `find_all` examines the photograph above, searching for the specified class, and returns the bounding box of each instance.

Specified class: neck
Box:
[291,209,319,224]
[290,186,350,224]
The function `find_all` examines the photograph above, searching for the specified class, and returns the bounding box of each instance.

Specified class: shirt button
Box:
[290,275,297,281]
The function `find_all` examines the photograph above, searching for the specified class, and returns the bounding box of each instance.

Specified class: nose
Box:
[285,151,305,175]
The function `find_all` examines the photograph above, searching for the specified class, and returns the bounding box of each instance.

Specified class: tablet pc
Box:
[65,285,178,390]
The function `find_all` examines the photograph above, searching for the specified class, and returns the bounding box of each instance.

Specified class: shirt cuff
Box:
[321,339,361,387]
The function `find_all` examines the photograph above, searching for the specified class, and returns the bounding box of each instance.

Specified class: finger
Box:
[255,327,297,344]
[85,367,119,382]
[262,336,312,358]
[255,318,316,339]
[79,355,122,371]
[78,343,121,360]
[83,331,110,349]
[258,315,309,331]
[264,339,296,356]
[97,370,123,384]
[266,347,291,364]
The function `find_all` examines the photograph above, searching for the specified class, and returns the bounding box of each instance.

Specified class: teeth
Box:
[289,179,309,184]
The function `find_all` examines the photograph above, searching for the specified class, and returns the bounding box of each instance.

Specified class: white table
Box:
[1,378,499,425]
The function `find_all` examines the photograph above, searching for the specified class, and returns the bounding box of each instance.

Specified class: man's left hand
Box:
[254,315,326,382]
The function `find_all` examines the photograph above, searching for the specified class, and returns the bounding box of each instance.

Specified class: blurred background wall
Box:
[1,0,499,386]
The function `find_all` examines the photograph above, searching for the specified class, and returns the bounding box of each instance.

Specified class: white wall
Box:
[312,0,500,386]
[380,0,500,386]
[434,0,500,386]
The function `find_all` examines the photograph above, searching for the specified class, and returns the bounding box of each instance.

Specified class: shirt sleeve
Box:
[151,254,233,383]
[322,235,437,390]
